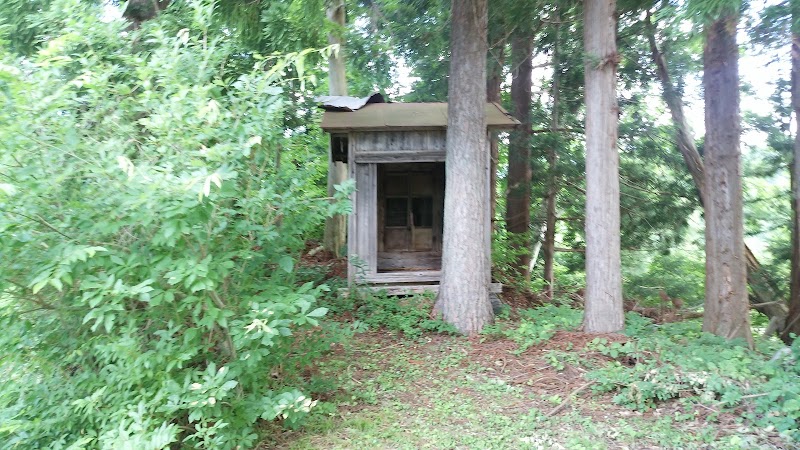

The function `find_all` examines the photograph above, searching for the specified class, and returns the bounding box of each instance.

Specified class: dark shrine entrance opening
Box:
[377,162,445,272]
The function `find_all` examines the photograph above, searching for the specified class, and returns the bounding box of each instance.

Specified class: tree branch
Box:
[545,381,595,417]
[0,209,73,240]
[3,277,58,310]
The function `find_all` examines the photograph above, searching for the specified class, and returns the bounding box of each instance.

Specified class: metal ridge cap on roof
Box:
[317,92,386,111]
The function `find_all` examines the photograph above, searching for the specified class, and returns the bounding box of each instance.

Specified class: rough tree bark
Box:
[505,31,533,279]
[784,25,800,342]
[323,0,349,257]
[645,12,788,335]
[701,15,753,345]
[434,0,493,335]
[582,0,624,333]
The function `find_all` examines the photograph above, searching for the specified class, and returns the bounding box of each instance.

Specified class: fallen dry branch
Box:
[544,380,596,418]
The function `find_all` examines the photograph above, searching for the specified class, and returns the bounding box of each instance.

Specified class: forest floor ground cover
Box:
[258,300,792,449]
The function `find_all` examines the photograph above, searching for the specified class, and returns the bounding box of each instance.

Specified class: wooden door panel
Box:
[384,228,409,250]
[378,162,444,272]
[412,228,433,250]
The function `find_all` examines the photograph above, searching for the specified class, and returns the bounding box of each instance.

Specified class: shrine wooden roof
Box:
[320,102,520,132]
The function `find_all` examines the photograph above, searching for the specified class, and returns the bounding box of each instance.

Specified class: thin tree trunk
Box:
[327,1,347,97]
[543,156,557,298]
[644,12,705,198]
[582,0,624,333]
[784,27,800,342]
[701,15,753,345]
[487,34,506,232]
[323,1,348,257]
[435,0,492,335]
[505,32,533,279]
[543,16,561,299]
[529,221,548,274]
[645,12,788,334]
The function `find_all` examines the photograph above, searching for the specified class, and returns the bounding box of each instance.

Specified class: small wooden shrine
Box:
[319,94,519,293]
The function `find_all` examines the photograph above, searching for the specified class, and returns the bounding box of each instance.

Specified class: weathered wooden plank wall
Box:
[350,163,377,281]
[352,130,446,152]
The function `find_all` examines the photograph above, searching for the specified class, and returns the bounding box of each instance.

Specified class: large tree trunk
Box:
[785,27,800,342]
[505,32,533,279]
[645,12,788,334]
[701,15,753,345]
[435,0,492,335]
[323,1,348,257]
[582,0,624,333]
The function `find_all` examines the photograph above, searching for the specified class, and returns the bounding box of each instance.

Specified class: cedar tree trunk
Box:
[785,28,800,341]
[543,17,561,299]
[645,11,788,334]
[506,32,533,279]
[487,34,506,233]
[701,15,753,345]
[435,0,493,335]
[582,0,624,333]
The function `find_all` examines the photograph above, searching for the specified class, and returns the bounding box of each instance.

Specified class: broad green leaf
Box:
[49,277,63,292]
[278,255,294,274]
[307,307,328,318]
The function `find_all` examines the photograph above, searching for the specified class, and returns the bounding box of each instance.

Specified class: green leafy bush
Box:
[0,2,347,448]
[746,338,800,438]
[587,319,800,440]
[487,304,799,440]
[623,250,705,307]
[352,291,458,338]
[482,303,582,352]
